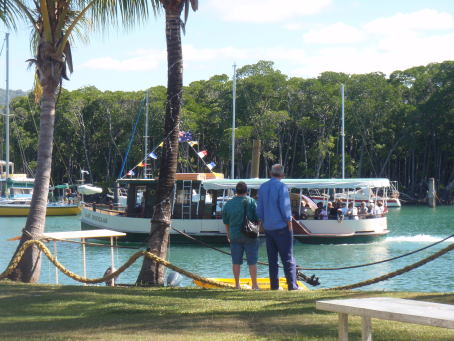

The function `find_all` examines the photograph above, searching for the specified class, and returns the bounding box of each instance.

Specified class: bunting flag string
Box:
[197,150,208,159]
[186,142,216,173]
[123,128,219,178]
[121,124,181,179]
[178,131,193,142]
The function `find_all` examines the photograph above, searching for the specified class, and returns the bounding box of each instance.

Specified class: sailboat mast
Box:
[341,83,345,179]
[231,63,236,179]
[5,32,10,182]
[144,91,149,178]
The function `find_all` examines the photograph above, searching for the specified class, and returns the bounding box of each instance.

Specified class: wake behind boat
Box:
[81,174,390,243]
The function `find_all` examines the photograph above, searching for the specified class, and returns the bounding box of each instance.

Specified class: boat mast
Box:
[231,63,236,179]
[5,32,10,194]
[341,84,345,179]
[144,91,149,178]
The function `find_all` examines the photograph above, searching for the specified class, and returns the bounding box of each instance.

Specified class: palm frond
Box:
[181,0,197,34]
[90,0,161,33]
[6,0,37,29]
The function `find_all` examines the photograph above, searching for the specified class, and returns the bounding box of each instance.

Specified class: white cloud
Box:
[82,45,307,72]
[183,45,307,65]
[303,22,366,44]
[207,0,332,23]
[284,23,305,31]
[293,32,454,77]
[82,9,454,83]
[82,50,166,71]
[365,9,454,35]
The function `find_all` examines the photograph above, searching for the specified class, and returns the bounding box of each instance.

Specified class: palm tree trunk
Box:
[136,8,182,285]
[8,82,57,283]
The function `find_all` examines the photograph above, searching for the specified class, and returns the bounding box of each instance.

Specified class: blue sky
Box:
[2,0,454,91]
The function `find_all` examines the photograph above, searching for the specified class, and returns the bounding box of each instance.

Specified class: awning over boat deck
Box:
[42,229,126,240]
[202,178,391,190]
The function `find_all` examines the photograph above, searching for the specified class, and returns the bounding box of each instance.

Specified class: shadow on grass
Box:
[1,282,454,340]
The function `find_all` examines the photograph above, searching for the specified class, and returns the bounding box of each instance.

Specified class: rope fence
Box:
[1,236,454,290]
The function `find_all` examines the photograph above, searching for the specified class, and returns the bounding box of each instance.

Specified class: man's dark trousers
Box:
[265,227,298,290]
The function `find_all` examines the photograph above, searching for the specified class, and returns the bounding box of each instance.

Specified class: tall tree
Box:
[3,0,152,282]
[137,0,198,285]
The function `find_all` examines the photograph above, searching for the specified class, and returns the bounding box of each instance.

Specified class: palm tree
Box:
[3,0,153,283]
[136,0,198,285]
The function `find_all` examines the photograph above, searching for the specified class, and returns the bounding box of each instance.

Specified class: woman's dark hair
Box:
[236,181,248,195]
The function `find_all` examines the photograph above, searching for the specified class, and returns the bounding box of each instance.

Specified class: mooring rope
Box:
[3,237,454,291]
[303,233,454,271]
[323,241,454,290]
[171,226,454,272]
[0,240,234,289]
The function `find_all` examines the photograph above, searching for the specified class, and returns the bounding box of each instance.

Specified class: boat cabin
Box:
[118,176,392,221]
[118,173,225,219]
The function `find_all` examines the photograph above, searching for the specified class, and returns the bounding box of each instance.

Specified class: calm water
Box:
[1,206,454,291]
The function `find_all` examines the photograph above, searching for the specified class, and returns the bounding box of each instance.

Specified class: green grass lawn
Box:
[1,281,454,340]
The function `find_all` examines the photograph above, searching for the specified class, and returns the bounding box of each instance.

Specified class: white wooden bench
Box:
[316,297,454,341]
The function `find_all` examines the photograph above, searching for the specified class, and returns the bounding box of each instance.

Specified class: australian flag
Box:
[178,131,193,142]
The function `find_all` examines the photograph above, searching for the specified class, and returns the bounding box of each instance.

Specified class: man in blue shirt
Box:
[256,164,299,290]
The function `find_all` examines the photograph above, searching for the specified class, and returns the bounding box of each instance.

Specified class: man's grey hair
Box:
[270,164,285,177]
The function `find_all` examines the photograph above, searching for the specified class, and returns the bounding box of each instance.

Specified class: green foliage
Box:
[5,60,454,199]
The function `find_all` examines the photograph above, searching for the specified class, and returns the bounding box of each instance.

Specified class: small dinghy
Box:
[193,277,308,290]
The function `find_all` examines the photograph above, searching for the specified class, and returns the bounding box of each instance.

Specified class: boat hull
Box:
[0,204,81,216]
[81,207,388,244]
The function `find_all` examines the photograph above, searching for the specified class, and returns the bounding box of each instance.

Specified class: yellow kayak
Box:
[193,277,309,291]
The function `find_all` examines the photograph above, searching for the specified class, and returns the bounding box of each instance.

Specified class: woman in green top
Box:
[222,181,260,289]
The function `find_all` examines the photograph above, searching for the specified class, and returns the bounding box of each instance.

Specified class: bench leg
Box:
[361,316,372,341]
[338,313,349,341]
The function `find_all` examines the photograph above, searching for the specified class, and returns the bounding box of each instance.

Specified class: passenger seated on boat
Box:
[295,200,308,220]
[376,201,386,216]
[320,206,328,220]
[347,202,359,220]
[314,202,323,220]
[327,201,337,219]
[367,201,374,214]
[338,202,348,217]
[303,203,313,218]
[370,202,383,217]
[358,201,369,218]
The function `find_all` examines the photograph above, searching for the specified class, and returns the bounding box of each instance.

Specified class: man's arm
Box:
[225,224,230,243]
[256,188,264,221]
[222,205,230,242]
[278,184,292,231]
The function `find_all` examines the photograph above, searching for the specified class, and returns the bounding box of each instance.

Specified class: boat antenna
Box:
[144,90,149,178]
[341,83,345,179]
[5,32,10,195]
[231,63,236,179]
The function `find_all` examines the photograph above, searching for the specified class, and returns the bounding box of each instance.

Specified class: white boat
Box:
[78,184,103,195]
[81,175,390,244]
[0,163,81,216]
[309,180,401,208]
